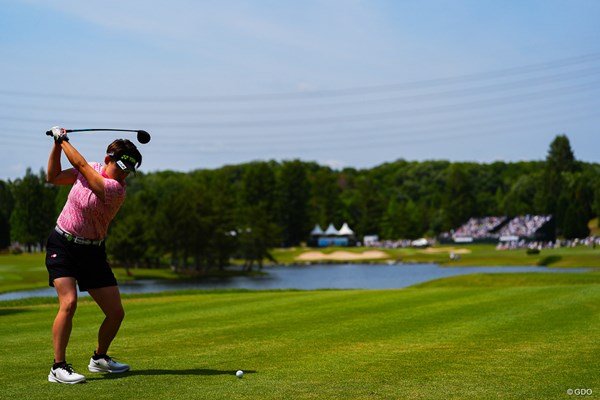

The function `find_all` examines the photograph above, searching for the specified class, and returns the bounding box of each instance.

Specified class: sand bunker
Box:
[419,247,472,254]
[296,250,389,261]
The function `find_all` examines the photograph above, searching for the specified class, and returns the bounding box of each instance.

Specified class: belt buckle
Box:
[74,237,88,245]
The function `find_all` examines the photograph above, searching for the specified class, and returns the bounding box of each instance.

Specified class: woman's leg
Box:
[88,285,125,355]
[52,277,78,363]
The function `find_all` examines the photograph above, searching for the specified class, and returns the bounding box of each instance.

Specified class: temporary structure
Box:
[324,223,339,236]
[310,222,357,247]
[310,224,324,236]
[337,223,354,236]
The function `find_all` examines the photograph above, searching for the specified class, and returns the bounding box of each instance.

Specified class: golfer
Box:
[45,128,142,384]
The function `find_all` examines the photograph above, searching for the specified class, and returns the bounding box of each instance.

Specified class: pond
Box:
[0,263,591,301]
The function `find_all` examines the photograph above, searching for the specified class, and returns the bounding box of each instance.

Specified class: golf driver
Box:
[46,128,151,144]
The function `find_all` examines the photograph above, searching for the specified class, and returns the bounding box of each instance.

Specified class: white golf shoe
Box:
[48,363,86,384]
[88,354,130,373]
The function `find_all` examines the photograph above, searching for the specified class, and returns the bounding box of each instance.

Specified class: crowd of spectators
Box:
[496,240,554,250]
[364,238,430,248]
[450,216,506,239]
[496,236,599,250]
[498,214,552,238]
[363,235,598,251]
[439,214,552,241]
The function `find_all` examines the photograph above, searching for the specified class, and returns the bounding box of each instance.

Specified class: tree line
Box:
[1,135,599,269]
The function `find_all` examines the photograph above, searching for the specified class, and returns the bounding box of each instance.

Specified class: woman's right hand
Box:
[50,126,69,143]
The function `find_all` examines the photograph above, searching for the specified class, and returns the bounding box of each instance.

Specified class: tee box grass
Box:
[1,273,598,399]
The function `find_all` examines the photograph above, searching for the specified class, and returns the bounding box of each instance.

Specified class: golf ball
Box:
[236,370,244,378]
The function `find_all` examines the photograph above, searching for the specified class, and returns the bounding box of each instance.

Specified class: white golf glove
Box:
[50,126,69,143]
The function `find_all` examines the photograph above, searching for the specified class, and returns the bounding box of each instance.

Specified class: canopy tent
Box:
[337,223,354,236]
[310,224,324,236]
[324,223,339,235]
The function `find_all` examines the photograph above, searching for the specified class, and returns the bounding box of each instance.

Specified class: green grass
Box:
[1,246,598,398]
[0,253,180,295]
[0,253,50,293]
[412,271,600,288]
[1,273,598,399]
[274,244,600,268]
[3,243,600,295]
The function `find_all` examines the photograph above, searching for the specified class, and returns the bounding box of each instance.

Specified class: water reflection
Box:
[0,263,591,301]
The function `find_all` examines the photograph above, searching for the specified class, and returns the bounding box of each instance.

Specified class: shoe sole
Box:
[48,374,86,384]
[88,365,130,373]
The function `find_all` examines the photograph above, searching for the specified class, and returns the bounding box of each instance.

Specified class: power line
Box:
[3,65,600,115]
[4,104,597,150]
[3,79,599,129]
[2,52,600,103]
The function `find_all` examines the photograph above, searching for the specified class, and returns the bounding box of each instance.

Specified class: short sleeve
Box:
[104,178,126,205]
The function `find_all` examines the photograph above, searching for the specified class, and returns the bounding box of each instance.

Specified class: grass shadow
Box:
[0,308,32,316]
[90,368,257,379]
[537,255,562,266]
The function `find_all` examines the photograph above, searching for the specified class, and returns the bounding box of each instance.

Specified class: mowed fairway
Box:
[1,274,598,399]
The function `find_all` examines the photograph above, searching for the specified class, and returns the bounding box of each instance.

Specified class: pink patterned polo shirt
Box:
[56,162,126,240]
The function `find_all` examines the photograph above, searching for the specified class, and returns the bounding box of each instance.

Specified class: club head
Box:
[137,130,151,144]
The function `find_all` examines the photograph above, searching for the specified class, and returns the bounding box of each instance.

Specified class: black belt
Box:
[55,226,104,246]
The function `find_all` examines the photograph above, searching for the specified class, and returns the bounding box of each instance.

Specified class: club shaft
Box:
[65,128,140,133]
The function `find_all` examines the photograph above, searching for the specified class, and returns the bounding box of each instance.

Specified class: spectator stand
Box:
[440,216,507,244]
[441,215,554,246]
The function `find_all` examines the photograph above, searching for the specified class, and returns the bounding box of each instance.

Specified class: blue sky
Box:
[1,0,600,180]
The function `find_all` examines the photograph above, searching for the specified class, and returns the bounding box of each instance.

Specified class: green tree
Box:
[10,169,56,251]
[106,172,165,269]
[560,171,594,238]
[204,167,238,270]
[0,180,14,249]
[442,164,476,231]
[381,197,402,239]
[151,172,195,270]
[307,166,343,228]
[276,160,310,247]
[237,162,279,269]
[381,197,420,239]
[501,174,540,216]
[539,134,578,234]
[562,203,589,239]
[106,195,149,272]
[593,165,600,220]
[341,172,385,239]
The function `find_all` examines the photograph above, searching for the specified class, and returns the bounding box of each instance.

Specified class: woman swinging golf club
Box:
[45,127,142,384]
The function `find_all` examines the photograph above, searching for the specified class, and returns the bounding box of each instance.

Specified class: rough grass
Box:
[1,273,598,399]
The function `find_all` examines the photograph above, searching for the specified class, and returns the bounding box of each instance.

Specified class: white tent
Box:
[310,224,324,236]
[337,222,354,236]
[324,223,339,235]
